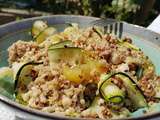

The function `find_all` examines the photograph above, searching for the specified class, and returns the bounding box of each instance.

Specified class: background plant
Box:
[0,0,159,26]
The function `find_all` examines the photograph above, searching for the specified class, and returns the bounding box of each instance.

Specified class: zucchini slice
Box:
[14,62,42,91]
[13,62,42,104]
[48,40,74,49]
[35,27,57,44]
[46,34,64,44]
[62,23,80,40]
[48,47,85,68]
[100,81,125,104]
[31,20,48,38]
[63,23,78,35]
[0,67,14,99]
[99,72,147,109]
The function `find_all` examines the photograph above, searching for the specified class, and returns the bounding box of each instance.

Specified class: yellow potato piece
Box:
[63,60,107,84]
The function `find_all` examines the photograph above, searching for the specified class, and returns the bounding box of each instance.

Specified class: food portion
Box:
[1,20,160,119]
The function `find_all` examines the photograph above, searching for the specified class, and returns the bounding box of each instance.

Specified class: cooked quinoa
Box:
[5,21,160,119]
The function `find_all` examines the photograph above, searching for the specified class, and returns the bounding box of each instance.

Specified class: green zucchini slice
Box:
[100,81,125,104]
[48,47,85,68]
[35,27,57,44]
[46,34,63,44]
[48,40,74,49]
[31,20,48,38]
[0,67,15,99]
[13,62,42,104]
[99,72,147,109]
[14,62,42,92]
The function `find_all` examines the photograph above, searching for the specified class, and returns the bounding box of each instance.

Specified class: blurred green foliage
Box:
[0,0,159,26]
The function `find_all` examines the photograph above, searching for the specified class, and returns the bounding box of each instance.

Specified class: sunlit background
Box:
[0,0,159,26]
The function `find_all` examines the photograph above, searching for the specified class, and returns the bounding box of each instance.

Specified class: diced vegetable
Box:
[36,27,57,44]
[63,60,106,83]
[99,72,147,109]
[63,65,83,83]
[31,20,48,38]
[0,67,14,99]
[48,40,74,49]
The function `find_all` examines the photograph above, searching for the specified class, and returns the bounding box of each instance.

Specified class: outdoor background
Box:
[0,0,159,26]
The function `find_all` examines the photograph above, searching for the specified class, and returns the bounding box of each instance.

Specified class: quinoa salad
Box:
[1,20,160,119]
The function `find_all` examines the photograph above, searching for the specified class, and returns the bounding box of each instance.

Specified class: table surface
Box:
[0,103,15,120]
